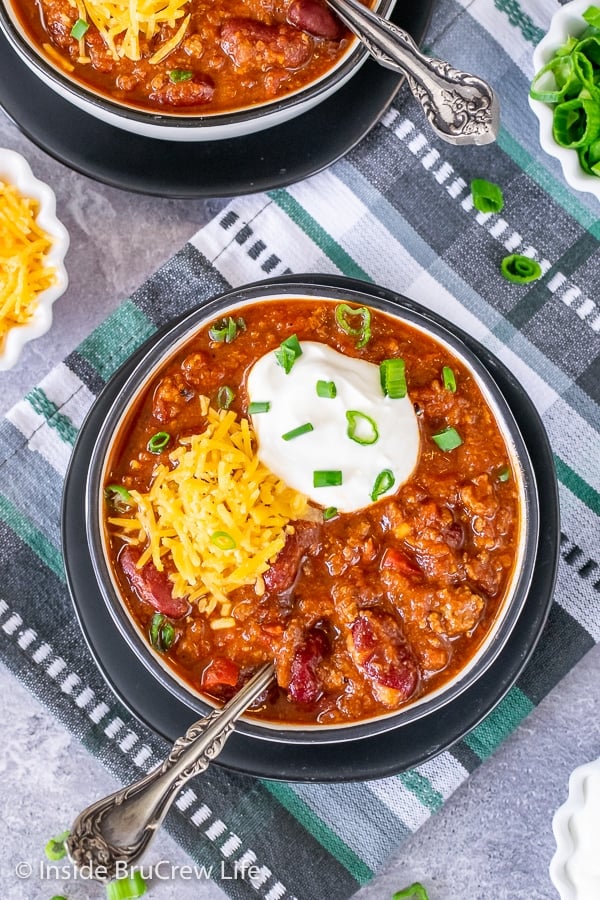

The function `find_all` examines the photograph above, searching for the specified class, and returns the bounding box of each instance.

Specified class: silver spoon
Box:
[323,0,499,145]
[65,663,275,883]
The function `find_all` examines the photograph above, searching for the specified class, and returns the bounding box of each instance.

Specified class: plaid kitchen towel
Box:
[1,0,600,897]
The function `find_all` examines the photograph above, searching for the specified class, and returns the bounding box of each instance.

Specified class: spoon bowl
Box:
[66,663,275,883]
[323,0,500,145]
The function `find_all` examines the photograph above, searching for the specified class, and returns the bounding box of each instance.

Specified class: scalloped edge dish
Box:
[529,0,600,199]
[550,757,600,899]
[0,147,69,370]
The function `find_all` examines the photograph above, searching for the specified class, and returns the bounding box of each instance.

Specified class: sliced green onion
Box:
[500,254,542,284]
[217,385,235,409]
[316,379,337,398]
[70,17,89,39]
[50,896,69,900]
[248,401,270,414]
[576,34,600,65]
[210,530,237,550]
[573,49,595,86]
[553,97,600,147]
[208,316,245,343]
[274,334,302,374]
[380,358,407,398]
[579,135,600,173]
[45,830,70,861]
[335,303,372,348]
[530,54,576,103]
[392,883,429,900]
[556,35,579,57]
[168,68,193,83]
[497,464,512,482]
[431,426,463,451]
[583,5,600,28]
[104,484,133,512]
[530,19,600,179]
[323,506,338,520]
[442,365,457,392]
[147,431,170,453]
[282,422,314,441]
[471,178,504,213]
[371,469,395,502]
[149,613,176,653]
[313,470,342,487]
[105,871,148,900]
[346,410,379,445]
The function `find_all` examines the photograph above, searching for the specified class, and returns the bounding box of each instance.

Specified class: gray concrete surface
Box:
[1,109,597,900]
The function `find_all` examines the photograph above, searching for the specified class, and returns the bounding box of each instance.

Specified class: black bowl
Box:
[81,277,542,749]
[0,0,393,141]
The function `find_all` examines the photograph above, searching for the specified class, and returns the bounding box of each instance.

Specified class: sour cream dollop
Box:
[246,341,420,512]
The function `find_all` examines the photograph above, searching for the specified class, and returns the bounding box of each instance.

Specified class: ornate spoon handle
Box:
[324,0,500,145]
[66,663,275,883]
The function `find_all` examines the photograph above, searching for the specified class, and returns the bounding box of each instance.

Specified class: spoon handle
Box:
[325,0,499,145]
[66,663,275,883]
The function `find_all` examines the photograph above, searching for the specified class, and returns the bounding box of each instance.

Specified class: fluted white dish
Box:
[0,148,69,370]
[550,757,600,899]
[530,0,600,199]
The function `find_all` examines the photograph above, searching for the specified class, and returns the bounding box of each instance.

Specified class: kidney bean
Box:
[288,627,329,704]
[220,19,312,70]
[263,521,321,594]
[119,545,189,618]
[287,0,343,40]
[349,614,377,654]
[349,611,419,706]
[443,520,465,550]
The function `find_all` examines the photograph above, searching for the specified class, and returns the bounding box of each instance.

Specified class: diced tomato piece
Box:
[380,547,421,576]
[119,545,189,618]
[201,657,240,690]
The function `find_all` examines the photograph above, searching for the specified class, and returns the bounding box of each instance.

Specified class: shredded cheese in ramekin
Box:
[0,180,57,349]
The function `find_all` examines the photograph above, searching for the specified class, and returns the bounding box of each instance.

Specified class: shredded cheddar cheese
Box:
[122,406,309,618]
[0,181,57,349]
[78,0,191,62]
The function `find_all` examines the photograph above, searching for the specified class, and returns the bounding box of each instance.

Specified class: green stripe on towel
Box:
[78,299,156,382]
[0,494,65,582]
[26,387,79,447]
[399,770,444,813]
[262,781,373,885]
[463,687,535,759]
[494,0,544,45]
[268,189,372,282]
[555,455,600,516]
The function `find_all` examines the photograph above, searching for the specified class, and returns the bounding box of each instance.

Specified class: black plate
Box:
[62,275,560,782]
[0,2,432,199]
